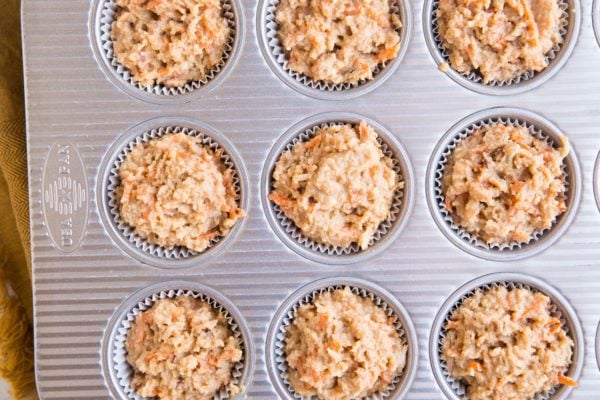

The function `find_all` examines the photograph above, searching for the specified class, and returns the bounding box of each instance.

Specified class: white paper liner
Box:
[106,125,243,260]
[430,0,570,87]
[263,0,404,92]
[112,288,246,400]
[437,281,575,400]
[98,0,237,96]
[269,121,405,256]
[274,284,410,399]
[433,117,570,252]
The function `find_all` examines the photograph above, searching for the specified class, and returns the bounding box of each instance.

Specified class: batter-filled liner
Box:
[274,284,413,399]
[112,288,247,400]
[429,0,570,87]
[106,125,243,260]
[269,121,406,257]
[433,117,571,252]
[263,0,406,93]
[436,281,577,400]
[98,0,237,96]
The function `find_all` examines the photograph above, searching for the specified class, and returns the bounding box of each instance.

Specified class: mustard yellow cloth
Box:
[0,0,38,398]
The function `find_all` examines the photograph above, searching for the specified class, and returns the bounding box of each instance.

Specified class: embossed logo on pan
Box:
[42,142,88,253]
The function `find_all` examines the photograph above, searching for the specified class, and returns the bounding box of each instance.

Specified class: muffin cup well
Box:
[261,112,414,265]
[266,277,418,400]
[429,272,584,400]
[423,0,580,95]
[595,152,600,213]
[425,107,581,262]
[256,0,411,100]
[97,117,249,269]
[90,0,244,104]
[102,281,255,400]
[594,0,600,47]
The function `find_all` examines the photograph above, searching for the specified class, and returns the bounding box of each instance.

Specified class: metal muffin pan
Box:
[21,0,600,399]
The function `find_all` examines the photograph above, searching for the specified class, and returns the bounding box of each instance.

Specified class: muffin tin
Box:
[22,0,600,399]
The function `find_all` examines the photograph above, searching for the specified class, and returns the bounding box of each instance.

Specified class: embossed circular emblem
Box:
[42,142,88,253]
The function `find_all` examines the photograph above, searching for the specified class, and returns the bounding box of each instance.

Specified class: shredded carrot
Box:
[268,192,294,209]
[558,373,577,387]
[199,230,219,240]
[305,135,322,149]
[317,313,329,331]
[546,317,562,333]
[516,296,544,321]
[468,361,483,372]
[329,340,341,352]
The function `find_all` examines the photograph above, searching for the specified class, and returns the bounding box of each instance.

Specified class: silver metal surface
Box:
[21,0,600,399]
[594,0,600,46]
[429,273,585,400]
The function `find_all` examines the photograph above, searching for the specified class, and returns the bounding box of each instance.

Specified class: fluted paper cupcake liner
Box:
[106,125,243,260]
[98,0,237,97]
[262,0,407,94]
[430,0,570,87]
[112,288,247,400]
[433,117,570,252]
[270,121,405,258]
[270,279,417,399]
[436,280,578,400]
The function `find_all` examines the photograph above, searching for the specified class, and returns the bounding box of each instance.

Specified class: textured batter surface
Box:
[275,0,402,85]
[285,288,407,400]
[111,0,231,88]
[117,133,244,252]
[125,296,243,400]
[442,123,568,245]
[269,121,401,250]
[441,286,575,400]
[437,0,563,83]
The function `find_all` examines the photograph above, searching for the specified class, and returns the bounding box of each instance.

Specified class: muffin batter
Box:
[442,123,568,245]
[269,121,402,250]
[441,286,575,400]
[276,0,402,85]
[117,133,244,252]
[111,0,231,88]
[437,0,563,83]
[125,296,242,400]
[285,288,407,400]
